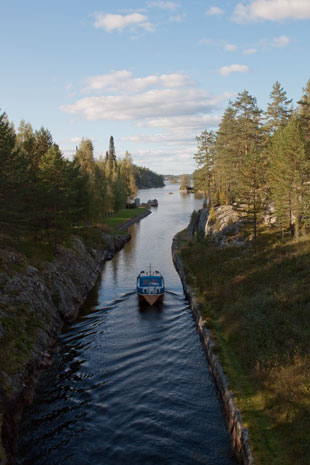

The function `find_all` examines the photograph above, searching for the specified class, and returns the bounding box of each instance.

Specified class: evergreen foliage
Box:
[134,165,164,188]
[193,130,216,204]
[265,81,293,134]
[0,113,160,248]
[193,81,310,239]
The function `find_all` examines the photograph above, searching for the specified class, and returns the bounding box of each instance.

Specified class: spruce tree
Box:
[108,136,116,162]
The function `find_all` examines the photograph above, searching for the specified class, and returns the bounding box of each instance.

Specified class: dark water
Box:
[16,184,236,465]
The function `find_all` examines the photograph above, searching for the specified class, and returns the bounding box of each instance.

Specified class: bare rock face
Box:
[187,205,246,247]
[205,206,240,236]
[42,237,106,322]
[197,208,209,233]
[263,202,276,226]
[187,208,209,237]
[0,232,130,463]
[205,206,246,247]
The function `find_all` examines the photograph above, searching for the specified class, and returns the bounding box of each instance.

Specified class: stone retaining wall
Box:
[172,238,254,465]
[118,208,151,231]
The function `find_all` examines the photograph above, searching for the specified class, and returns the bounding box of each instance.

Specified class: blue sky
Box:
[1,1,310,174]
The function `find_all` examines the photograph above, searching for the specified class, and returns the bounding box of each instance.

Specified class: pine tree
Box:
[74,138,97,220]
[234,144,266,242]
[0,111,19,232]
[15,120,36,165]
[193,130,216,205]
[265,81,292,134]
[232,90,263,159]
[268,115,310,237]
[37,145,67,242]
[214,105,239,204]
[297,79,310,141]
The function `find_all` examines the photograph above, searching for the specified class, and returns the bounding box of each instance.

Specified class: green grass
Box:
[0,207,148,266]
[176,226,310,465]
[101,207,148,231]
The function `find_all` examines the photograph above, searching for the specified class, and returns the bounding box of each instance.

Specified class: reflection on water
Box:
[16,184,236,465]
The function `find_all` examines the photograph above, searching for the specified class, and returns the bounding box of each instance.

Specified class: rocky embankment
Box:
[188,205,246,246]
[172,206,254,465]
[0,231,130,464]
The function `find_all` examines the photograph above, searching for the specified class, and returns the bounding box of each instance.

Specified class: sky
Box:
[1,1,310,175]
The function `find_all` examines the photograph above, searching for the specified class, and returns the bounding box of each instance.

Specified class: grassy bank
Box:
[0,207,148,262]
[176,226,310,465]
[101,207,149,231]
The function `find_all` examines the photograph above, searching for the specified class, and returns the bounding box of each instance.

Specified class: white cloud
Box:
[94,12,154,32]
[225,43,238,51]
[140,114,222,130]
[272,35,291,47]
[61,88,221,121]
[205,6,225,15]
[244,48,258,55]
[232,0,310,22]
[121,132,195,146]
[147,1,179,10]
[219,64,249,76]
[61,71,232,174]
[130,148,197,174]
[83,70,194,93]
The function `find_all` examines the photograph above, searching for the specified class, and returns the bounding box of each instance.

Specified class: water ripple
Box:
[17,185,236,465]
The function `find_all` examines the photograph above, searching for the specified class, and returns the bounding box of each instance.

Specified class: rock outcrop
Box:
[0,231,130,464]
[187,208,209,237]
[205,205,239,236]
[189,205,246,247]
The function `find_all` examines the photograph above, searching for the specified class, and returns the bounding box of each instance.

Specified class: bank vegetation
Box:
[183,80,310,464]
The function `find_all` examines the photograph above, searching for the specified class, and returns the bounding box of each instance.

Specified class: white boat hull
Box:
[138,293,164,306]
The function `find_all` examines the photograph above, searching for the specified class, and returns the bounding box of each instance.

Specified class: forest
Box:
[0,115,163,248]
[193,79,310,241]
[187,80,310,464]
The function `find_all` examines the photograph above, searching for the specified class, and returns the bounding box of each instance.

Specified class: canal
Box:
[16,183,236,465]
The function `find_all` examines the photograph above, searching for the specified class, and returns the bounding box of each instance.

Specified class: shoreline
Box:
[118,207,151,231]
[0,210,151,464]
[171,235,254,465]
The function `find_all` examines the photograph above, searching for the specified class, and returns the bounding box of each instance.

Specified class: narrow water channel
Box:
[16,184,236,465]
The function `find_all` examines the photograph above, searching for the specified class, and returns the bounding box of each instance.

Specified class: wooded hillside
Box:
[0,117,160,250]
[194,80,310,241]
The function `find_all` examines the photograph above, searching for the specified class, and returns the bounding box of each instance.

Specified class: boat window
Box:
[141,278,161,286]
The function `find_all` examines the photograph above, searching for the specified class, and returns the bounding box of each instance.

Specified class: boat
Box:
[136,267,165,305]
[147,199,158,207]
